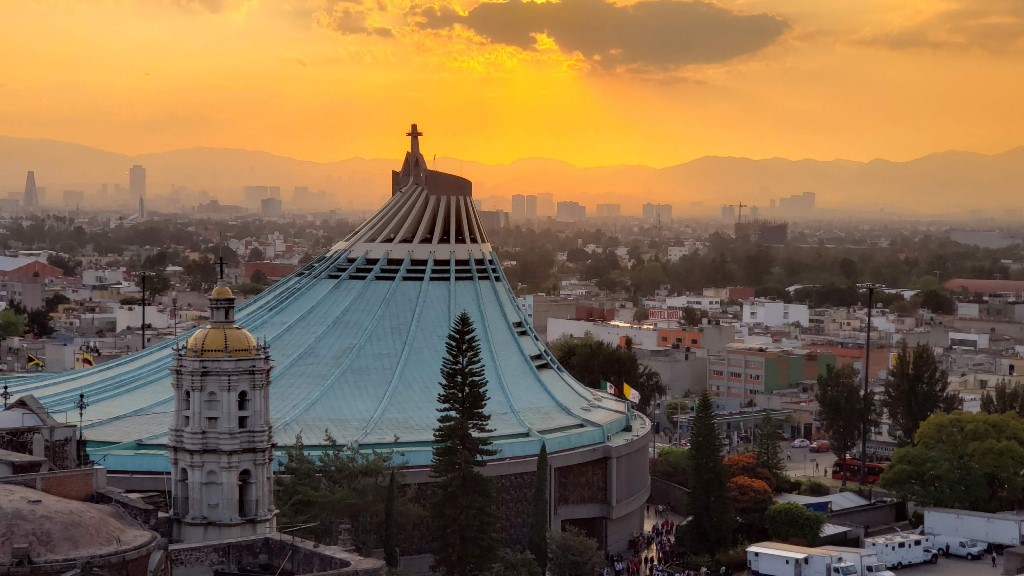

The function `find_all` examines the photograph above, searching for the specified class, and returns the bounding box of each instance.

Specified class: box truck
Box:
[747,542,864,576]
[863,534,939,569]
[924,507,1024,551]
[819,546,895,575]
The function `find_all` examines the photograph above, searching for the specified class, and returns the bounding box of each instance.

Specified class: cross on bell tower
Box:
[218,256,226,281]
[407,123,423,157]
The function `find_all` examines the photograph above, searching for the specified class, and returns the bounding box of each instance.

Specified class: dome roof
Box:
[0,484,154,562]
[211,284,234,298]
[185,325,258,358]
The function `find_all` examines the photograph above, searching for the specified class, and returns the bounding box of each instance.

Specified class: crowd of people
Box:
[600,504,730,576]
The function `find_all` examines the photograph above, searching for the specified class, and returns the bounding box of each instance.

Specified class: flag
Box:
[82,353,95,367]
[27,353,44,368]
[622,382,641,404]
[600,380,617,396]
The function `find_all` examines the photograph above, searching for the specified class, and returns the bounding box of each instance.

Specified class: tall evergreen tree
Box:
[753,409,785,488]
[882,341,959,445]
[527,444,549,576]
[384,470,398,568]
[429,312,498,576]
[815,364,874,486]
[683,391,733,555]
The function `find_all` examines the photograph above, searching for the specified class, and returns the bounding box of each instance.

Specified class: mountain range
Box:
[1,135,1022,216]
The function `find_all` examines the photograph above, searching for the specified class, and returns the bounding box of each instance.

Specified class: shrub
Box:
[800,479,831,497]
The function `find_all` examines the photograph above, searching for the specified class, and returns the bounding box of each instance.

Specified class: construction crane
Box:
[729,202,748,223]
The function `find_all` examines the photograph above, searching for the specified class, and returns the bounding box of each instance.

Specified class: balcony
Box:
[173,496,189,517]
[240,499,260,519]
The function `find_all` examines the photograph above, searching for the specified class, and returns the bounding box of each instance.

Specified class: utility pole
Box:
[860,285,875,488]
[140,273,147,350]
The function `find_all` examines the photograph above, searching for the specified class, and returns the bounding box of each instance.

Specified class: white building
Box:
[115,304,171,332]
[546,318,660,349]
[517,294,535,326]
[742,299,810,328]
[949,332,991,350]
[666,242,707,262]
[662,295,722,313]
[169,282,275,543]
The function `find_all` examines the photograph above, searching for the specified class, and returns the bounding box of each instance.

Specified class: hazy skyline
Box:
[3,1,1023,168]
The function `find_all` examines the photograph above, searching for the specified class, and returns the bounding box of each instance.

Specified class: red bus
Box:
[832,459,885,484]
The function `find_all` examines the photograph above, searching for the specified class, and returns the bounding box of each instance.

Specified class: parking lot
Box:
[886,554,1000,576]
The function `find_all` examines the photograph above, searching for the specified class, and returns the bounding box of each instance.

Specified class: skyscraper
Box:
[525,194,538,220]
[130,165,146,218]
[511,194,526,220]
[23,171,38,210]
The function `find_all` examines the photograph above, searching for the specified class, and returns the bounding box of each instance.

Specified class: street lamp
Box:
[860,284,876,488]
[172,291,179,340]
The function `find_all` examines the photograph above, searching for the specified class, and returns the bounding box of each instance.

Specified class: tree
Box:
[918,289,955,314]
[724,453,775,488]
[493,549,541,576]
[44,293,71,313]
[753,410,786,488]
[247,246,265,262]
[47,253,80,276]
[384,471,398,568]
[882,341,959,445]
[430,312,498,576]
[137,271,171,302]
[548,527,603,576]
[838,257,859,283]
[0,309,27,339]
[26,308,54,337]
[551,334,666,412]
[629,262,667,296]
[528,444,549,576]
[184,256,218,292]
[250,269,269,285]
[880,412,1024,512]
[681,306,700,327]
[729,476,774,542]
[815,364,874,486]
[764,502,826,545]
[683,392,733,555]
[650,446,690,488]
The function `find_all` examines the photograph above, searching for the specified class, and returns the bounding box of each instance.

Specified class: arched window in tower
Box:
[175,468,189,517]
[238,469,255,518]
[204,469,220,514]
[182,390,191,410]
[237,390,250,428]
[205,391,220,429]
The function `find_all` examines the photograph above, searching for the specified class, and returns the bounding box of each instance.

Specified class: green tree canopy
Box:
[764,502,826,545]
[683,392,733,555]
[753,410,786,488]
[882,340,959,445]
[0,308,27,339]
[429,312,498,576]
[551,334,666,412]
[650,446,690,488]
[548,527,604,576]
[527,444,549,576]
[880,412,1024,512]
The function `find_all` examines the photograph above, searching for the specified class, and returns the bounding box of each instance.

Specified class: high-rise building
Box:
[243,186,272,209]
[23,171,38,211]
[537,192,554,217]
[596,204,621,217]
[129,165,146,200]
[642,203,672,223]
[260,197,283,217]
[511,194,527,220]
[525,194,538,220]
[556,201,586,222]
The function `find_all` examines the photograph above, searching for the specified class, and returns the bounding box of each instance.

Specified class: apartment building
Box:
[708,344,835,400]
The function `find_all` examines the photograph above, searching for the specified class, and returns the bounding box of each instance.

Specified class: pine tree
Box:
[882,341,959,445]
[384,470,398,568]
[527,444,549,576]
[815,364,873,486]
[753,409,785,488]
[683,391,733,555]
[429,312,498,576]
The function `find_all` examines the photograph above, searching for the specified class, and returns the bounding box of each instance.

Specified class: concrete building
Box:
[556,201,586,222]
[596,204,621,218]
[742,299,810,328]
[707,343,835,400]
[260,196,283,217]
[642,203,672,223]
[23,171,38,211]
[734,220,788,244]
[511,194,527,220]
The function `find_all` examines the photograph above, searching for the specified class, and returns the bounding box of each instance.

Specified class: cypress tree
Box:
[527,443,549,575]
[384,470,398,568]
[683,391,733,555]
[429,312,498,576]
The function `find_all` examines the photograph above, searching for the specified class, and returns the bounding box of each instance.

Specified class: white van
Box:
[932,535,986,560]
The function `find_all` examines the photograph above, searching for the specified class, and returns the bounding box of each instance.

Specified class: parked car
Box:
[791,438,811,448]
[810,440,831,453]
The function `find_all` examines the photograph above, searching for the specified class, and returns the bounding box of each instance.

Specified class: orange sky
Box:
[2,0,1022,167]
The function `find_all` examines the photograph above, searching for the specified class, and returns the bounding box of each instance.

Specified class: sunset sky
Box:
[2,0,1022,167]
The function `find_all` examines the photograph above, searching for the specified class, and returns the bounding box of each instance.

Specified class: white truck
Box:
[819,546,895,576]
[924,507,1024,554]
[747,542,865,576]
[863,533,939,569]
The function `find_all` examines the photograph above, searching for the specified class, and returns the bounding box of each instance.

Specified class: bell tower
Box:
[168,278,275,543]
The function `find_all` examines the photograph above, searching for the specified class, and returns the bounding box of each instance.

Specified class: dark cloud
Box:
[419,0,789,71]
[315,0,395,36]
[864,1,1024,52]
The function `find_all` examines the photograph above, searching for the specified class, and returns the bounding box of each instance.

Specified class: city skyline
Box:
[2,1,1023,169]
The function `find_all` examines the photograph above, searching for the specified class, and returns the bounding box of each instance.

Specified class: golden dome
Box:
[185,325,258,358]
[211,284,234,298]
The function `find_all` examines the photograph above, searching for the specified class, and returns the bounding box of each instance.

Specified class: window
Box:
[237,390,249,411]
[750,312,758,319]
[712,369,725,377]
[661,336,668,342]
[182,390,191,411]
[898,543,906,549]
[205,391,220,412]
[729,371,742,379]
[691,339,698,345]
[238,416,249,429]
[749,374,762,381]
[207,417,219,429]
